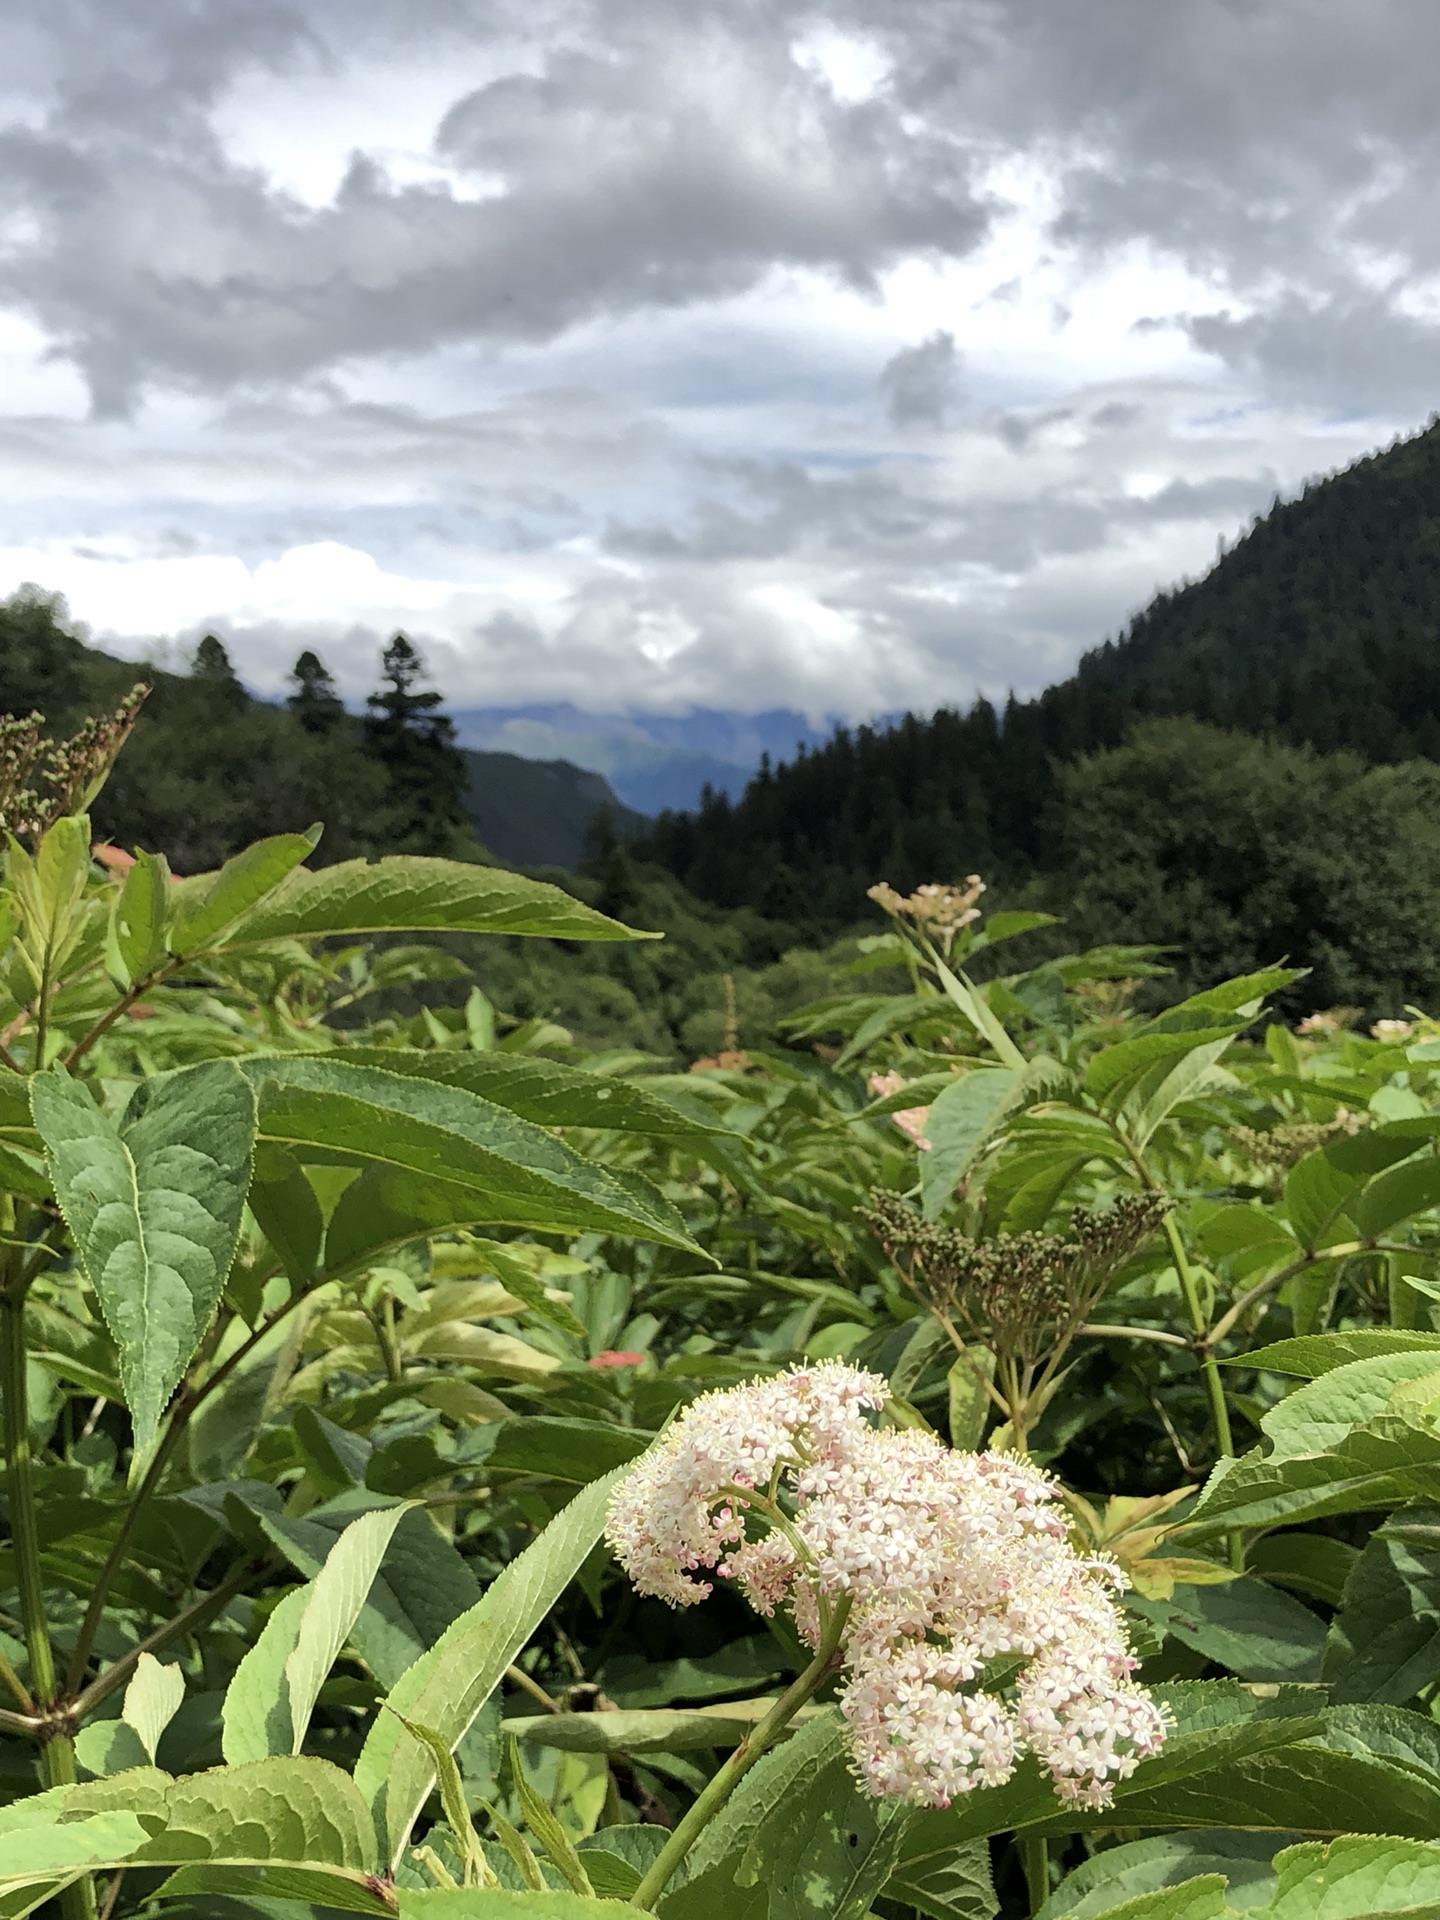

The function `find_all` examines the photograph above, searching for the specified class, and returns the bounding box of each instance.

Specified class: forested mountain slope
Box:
[638,414,1440,922]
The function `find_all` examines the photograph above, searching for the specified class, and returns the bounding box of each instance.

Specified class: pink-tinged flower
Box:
[589,1350,646,1369]
[605,1364,1167,1811]
[867,1071,932,1152]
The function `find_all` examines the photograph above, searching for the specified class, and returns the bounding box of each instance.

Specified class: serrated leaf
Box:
[1325,1502,1440,1704]
[31,1060,257,1461]
[356,1464,631,1870]
[222,1585,312,1764]
[1242,1332,1440,1379]
[169,828,321,955]
[1352,1157,1440,1239]
[229,1057,700,1265]
[508,1736,594,1898]
[283,1504,414,1754]
[1034,1831,1285,1918]
[1129,1035,1239,1150]
[920,1070,1016,1219]
[391,1714,490,1889]
[247,1143,324,1287]
[223,856,654,947]
[327,1049,724,1138]
[1264,1834,1440,1918]
[881,1832,996,1920]
[1130,1577,1325,1682]
[109,847,171,985]
[1084,1026,1241,1104]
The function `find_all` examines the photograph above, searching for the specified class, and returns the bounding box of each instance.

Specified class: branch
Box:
[1080,1322,1191,1349]
[70,1560,263,1723]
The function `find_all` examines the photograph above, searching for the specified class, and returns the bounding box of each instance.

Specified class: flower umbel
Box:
[605,1362,1167,1811]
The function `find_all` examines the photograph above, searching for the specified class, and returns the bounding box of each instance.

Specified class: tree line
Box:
[0,589,477,873]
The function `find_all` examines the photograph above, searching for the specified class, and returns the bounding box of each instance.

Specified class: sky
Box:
[1,0,1439,725]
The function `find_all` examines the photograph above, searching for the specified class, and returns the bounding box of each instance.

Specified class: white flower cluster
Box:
[605,1362,1167,1811]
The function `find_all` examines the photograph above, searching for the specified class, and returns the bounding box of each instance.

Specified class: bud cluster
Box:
[862,1192,1167,1367]
[867,876,986,954]
[0,686,148,843]
[605,1362,1167,1811]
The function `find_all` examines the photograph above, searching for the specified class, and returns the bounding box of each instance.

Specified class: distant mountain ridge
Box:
[450,705,835,814]
[637,414,1440,922]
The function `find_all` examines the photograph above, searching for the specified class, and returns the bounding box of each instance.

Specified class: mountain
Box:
[638,415,1440,924]
[449,705,834,814]
[462,749,644,869]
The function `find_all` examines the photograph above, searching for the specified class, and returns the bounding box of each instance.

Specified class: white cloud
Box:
[0,0,1433,729]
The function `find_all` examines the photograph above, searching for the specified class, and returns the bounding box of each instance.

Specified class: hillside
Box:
[462,749,645,868]
[638,415,1440,920]
[0,590,638,873]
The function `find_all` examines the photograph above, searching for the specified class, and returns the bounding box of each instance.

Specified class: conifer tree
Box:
[362,633,472,855]
[287,650,346,734]
[191,634,247,711]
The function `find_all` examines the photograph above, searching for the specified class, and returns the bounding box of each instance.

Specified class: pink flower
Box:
[867,1071,932,1152]
[590,1350,646,1369]
[605,1364,1167,1811]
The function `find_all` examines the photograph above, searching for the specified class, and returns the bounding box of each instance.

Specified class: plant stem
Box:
[627,1597,852,1911]
[1019,1833,1048,1915]
[72,1558,262,1723]
[1,1279,95,1919]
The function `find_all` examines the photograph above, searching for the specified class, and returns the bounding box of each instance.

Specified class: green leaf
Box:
[108,847,171,986]
[72,1720,150,1779]
[254,1494,483,1691]
[468,1418,654,1484]
[121,1652,185,1762]
[883,1832,996,1920]
[1246,1531,1358,1606]
[1260,1834,1440,1917]
[247,1143,324,1287]
[1242,1332,1440,1378]
[1325,1502,1440,1703]
[931,955,1027,1070]
[1260,1351,1440,1460]
[1282,1151,1365,1251]
[355,1463,631,1870]
[1034,1832,1286,1918]
[1040,1886,1228,1920]
[232,1057,700,1266]
[1129,1035,1239,1150]
[31,1060,257,1461]
[1130,1577,1326,1682]
[920,1070,1017,1219]
[1187,1417,1440,1531]
[222,1585,312,1765]
[1352,1157,1440,1239]
[169,828,321,955]
[390,1713,490,1889]
[664,1712,916,1920]
[224,856,655,947]
[1084,1026,1241,1104]
[283,1504,414,1753]
[507,1736,594,1898]
[8,813,93,990]
[504,1700,823,1754]
[397,1894,636,1916]
[947,1350,996,1451]
[329,1049,724,1139]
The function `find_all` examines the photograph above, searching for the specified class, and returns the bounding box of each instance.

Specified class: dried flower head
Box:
[1232,1110,1363,1169]
[1371,1018,1415,1042]
[605,1363,1167,1810]
[867,876,986,954]
[861,1191,1167,1367]
[0,685,148,844]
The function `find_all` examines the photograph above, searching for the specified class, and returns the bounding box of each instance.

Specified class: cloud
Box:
[879,330,963,426]
[0,0,1437,728]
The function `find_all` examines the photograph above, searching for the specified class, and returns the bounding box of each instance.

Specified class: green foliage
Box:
[16,712,1440,1918]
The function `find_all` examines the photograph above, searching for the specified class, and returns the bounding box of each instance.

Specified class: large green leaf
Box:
[252,1494,483,1692]
[169,829,321,955]
[1187,1417,1440,1532]
[31,1060,257,1459]
[920,1069,1017,1219]
[1261,1835,1440,1918]
[1242,1332,1440,1379]
[398,1894,635,1916]
[1129,1035,1239,1149]
[323,1049,725,1138]
[109,846,171,985]
[1084,1026,1242,1105]
[885,1830,997,1920]
[1325,1502,1440,1703]
[1351,1156,1440,1240]
[504,1700,824,1754]
[222,856,653,947]
[467,1417,654,1485]
[1261,1351,1440,1460]
[229,1058,699,1265]
[662,1712,917,1920]
[1035,1833,1287,1917]
[355,1464,630,1869]
[1132,1577,1326,1682]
